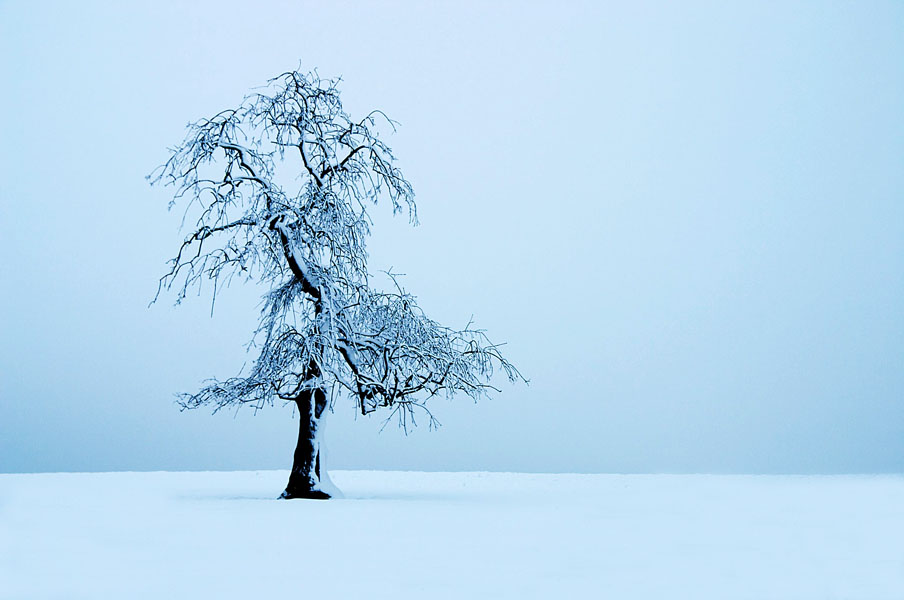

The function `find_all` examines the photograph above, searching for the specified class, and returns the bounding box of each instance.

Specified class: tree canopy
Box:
[151,70,521,432]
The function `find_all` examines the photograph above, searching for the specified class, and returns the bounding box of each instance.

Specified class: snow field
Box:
[1,470,902,599]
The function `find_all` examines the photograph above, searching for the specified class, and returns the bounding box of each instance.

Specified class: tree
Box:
[150,69,522,499]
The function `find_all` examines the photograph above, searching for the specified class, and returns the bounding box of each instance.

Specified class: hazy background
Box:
[2,1,902,474]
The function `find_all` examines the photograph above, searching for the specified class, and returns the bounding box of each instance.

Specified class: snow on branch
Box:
[151,68,522,429]
[329,274,522,429]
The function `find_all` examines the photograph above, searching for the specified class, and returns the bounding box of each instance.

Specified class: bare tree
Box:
[150,69,522,499]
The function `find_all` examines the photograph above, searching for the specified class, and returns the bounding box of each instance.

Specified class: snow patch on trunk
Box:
[311,408,342,499]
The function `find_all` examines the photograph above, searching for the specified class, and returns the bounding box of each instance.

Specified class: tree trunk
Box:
[280,387,331,499]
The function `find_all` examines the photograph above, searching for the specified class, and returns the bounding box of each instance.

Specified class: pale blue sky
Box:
[1,0,902,474]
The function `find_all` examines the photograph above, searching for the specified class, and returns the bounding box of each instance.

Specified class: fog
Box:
[2,1,902,474]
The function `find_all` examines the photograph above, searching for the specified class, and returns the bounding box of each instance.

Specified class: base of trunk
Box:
[283,389,331,500]
[279,488,331,500]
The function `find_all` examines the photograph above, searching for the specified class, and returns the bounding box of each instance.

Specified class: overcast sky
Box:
[1,1,902,474]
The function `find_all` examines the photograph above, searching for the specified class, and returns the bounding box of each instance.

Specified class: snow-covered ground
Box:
[1,470,901,599]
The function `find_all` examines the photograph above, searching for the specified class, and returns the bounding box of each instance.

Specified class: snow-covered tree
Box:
[150,69,522,499]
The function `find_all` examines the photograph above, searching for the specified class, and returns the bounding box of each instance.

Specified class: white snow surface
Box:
[1,470,902,599]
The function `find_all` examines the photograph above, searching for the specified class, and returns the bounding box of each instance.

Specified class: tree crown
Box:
[151,69,522,428]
